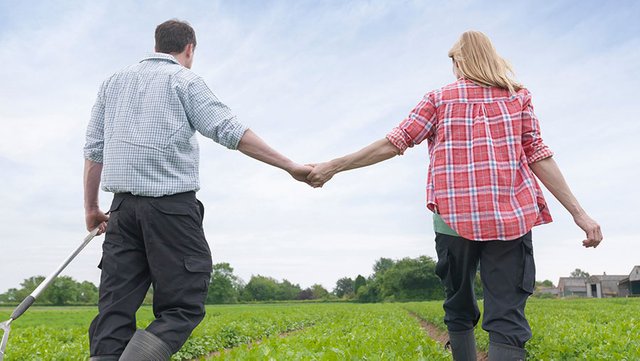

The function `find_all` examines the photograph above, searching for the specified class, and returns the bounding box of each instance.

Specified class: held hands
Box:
[306,162,338,188]
[574,213,603,248]
[287,163,315,186]
[287,161,338,188]
[85,208,109,235]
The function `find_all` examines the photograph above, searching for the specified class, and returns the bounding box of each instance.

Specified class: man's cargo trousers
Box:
[89,191,212,358]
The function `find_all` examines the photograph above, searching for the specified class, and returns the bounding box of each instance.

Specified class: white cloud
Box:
[0,1,638,293]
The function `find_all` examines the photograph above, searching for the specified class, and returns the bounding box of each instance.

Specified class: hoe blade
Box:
[0,319,11,361]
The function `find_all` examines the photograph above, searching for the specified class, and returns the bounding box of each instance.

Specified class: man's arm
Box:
[84,159,108,234]
[237,129,312,183]
[529,157,602,248]
[306,138,401,187]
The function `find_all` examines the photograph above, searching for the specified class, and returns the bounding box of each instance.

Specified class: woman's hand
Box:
[574,213,603,248]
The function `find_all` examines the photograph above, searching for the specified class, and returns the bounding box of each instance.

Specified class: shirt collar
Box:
[140,52,180,65]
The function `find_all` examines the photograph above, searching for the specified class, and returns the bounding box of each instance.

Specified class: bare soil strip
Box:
[192,328,307,360]
[406,311,488,361]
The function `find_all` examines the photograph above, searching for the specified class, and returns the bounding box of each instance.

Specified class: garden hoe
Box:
[0,228,100,361]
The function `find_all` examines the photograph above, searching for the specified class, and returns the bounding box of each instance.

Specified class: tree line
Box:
[0,255,456,305]
[0,276,98,306]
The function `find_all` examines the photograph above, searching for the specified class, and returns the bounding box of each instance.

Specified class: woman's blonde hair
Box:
[448,31,522,93]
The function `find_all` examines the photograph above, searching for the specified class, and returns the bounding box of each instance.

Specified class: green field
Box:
[1,298,638,360]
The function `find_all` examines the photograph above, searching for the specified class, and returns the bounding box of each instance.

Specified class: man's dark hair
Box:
[155,20,196,54]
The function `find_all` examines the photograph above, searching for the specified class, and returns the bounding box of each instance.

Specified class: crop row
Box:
[3,298,638,360]
[404,298,640,360]
[211,303,449,360]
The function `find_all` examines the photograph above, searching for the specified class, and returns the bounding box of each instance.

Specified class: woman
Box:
[307,31,602,361]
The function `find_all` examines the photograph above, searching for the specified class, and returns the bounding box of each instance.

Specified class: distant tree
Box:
[310,284,329,299]
[78,281,99,304]
[297,288,314,300]
[242,275,280,301]
[207,263,243,304]
[334,277,355,298]
[16,276,46,301]
[0,276,102,305]
[373,258,395,277]
[0,288,20,304]
[45,276,80,305]
[276,279,302,301]
[536,280,555,288]
[473,270,483,300]
[354,275,367,294]
[378,256,444,301]
[356,283,380,303]
[570,269,590,278]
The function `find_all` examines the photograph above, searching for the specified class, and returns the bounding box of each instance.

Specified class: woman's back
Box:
[387,78,553,240]
[305,28,602,361]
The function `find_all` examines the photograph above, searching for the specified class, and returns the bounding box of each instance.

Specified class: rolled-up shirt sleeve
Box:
[183,76,248,150]
[84,81,106,163]
[520,90,553,163]
[386,92,438,154]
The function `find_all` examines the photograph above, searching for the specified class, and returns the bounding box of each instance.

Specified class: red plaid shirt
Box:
[387,79,553,241]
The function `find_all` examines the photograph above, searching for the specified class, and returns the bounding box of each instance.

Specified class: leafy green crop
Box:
[404,298,640,360]
[1,298,638,360]
[212,303,450,361]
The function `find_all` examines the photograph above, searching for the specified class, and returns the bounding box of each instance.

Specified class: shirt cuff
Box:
[84,150,103,163]
[225,122,250,150]
[386,128,410,155]
[528,146,554,164]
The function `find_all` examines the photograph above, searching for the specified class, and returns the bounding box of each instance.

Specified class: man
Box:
[84,20,311,360]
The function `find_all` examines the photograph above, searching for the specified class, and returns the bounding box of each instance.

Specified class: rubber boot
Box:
[447,329,477,361]
[488,342,526,361]
[89,356,119,361]
[119,329,172,361]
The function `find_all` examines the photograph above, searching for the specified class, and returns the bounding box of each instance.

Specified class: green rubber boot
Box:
[488,342,526,361]
[447,329,477,361]
[119,329,172,361]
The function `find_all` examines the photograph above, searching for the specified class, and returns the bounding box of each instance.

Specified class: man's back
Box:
[84,20,312,361]
[84,53,247,197]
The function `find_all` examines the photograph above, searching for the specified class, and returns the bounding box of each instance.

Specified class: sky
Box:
[0,0,639,295]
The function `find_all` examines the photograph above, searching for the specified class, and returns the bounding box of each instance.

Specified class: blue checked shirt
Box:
[84,53,248,197]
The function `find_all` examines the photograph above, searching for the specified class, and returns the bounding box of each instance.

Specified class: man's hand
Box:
[306,161,338,188]
[574,213,603,248]
[288,163,314,185]
[85,208,109,235]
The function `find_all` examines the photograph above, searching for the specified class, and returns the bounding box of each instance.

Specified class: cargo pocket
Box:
[435,239,454,292]
[150,200,200,227]
[520,234,536,294]
[108,197,125,214]
[184,256,212,296]
[104,197,126,244]
[196,199,205,226]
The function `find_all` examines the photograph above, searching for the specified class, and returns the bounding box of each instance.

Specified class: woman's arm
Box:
[306,138,401,187]
[529,157,603,248]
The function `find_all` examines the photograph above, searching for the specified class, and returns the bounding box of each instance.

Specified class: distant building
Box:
[586,274,627,298]
[557,277,587,297]
[618,265,640,297]
[557,266,640,298]
[535,286,560,297]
